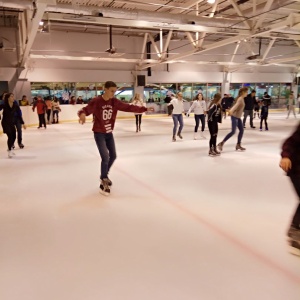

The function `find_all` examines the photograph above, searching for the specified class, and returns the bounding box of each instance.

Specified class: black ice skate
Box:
[19,143,24,149]
[289,240,300,256]
[177,132,183,139]
[213,147,221,156]
[209,147,217,157]
[99,178,111,196]
[172,135,176,142]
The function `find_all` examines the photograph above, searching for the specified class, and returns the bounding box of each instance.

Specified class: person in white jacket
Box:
[187,93,207,139]
[168,92,185,142]
[131,93,146,132]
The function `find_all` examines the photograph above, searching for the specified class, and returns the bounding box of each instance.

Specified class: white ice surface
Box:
[0,113,300,300]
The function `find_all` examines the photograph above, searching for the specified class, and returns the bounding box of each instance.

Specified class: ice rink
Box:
[0,112,300,300]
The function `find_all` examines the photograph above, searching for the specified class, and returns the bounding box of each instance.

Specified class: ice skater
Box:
[78,81,153,196]
[0,93,26,158]
[32,96,47,129]
[187,92,207,139]
[260,100,269,131]
[217,87,248,152]
[280,122,300,256]
[207,93,222,156]
[131,93,146,133]
[168,92,185,142]
[286,91,296,119]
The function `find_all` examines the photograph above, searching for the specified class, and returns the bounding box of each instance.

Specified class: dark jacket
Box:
[0,101,24,134]
[262,94,271,106]
[207,104,222,123]
[281,123,300,176]
[244,94,256,110]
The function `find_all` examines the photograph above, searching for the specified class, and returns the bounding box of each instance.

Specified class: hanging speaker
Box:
[137,75,146,86]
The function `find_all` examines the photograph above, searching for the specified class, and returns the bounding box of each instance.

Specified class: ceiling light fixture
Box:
[207,0,216,4]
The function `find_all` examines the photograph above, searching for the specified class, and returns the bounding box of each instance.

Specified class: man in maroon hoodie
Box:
[78,81,153,196]
[280,122,300,256]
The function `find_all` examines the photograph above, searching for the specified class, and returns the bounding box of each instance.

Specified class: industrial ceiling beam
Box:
[44,12,250,35]
[228,0,251,29]
[261,38,275,61]
[20,0,51,67]
[254,0,275,30]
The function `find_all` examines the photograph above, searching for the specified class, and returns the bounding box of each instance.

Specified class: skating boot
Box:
[19,143,24,149]
[287,225,300,241]
[177,132,183,139]
[172,135,176,142]
[107,177,113,187]
[289,240,300,256]
[208,147,217,157]
[99,178,110,196]
[194,132,198,140]
[213,146,221,156]
[136,126,138,133]
[217,141,224,151]
[139,125,141,131]
[236,143,246,151]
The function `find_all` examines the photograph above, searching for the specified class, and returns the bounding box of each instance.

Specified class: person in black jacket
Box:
[207,93,222,156]
[243,90,256,129]
[12,100,25,149]
[0,93,26,158]
[280,123,300,256]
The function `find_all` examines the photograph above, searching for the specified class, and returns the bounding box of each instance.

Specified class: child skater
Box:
[217,87,248,152]
[280,123,300,256]
[131,93,146,133]
[187,92,207,139]
[260,99,269,131]
[207,93,222,156]
[78,81,153,196]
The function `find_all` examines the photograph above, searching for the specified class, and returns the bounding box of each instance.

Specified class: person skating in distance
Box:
[78,81,154,196]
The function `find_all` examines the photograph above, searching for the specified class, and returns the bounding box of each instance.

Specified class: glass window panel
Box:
[115,83,134,102]
[178,83,192,101]
[193,83,207,100]
[207,83,221,100]
[31,82,53,100]
[75,82,96,103]
[96,83,104,96]
[144,83,161,102]
[52,82,76,104]
[229,83,242,98]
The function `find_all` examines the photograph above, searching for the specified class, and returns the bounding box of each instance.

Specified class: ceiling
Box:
[1,0,300,72]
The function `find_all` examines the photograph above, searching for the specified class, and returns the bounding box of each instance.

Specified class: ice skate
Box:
[208,147,217,157]
[99,178,110,196]
[217,141,224,151]
[177,132,183,139]
[19,143,24,149]
[7,150,13,158]
[287,225,300,241]
[289,240,300,256]
[213,146,221,156]
[236,143,246,151]
[194,132,198,140]
[172,135,176,142]
[200,131,206,139]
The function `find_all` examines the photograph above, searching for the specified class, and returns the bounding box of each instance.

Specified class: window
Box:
[178,83,192,101]
[115,83,134,102]
[229,83,242,98]
[193,83,207,100]
[76,82,96,103]
[207,83,221,100]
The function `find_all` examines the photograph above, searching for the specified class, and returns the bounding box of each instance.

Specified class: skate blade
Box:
[289,246,300,256]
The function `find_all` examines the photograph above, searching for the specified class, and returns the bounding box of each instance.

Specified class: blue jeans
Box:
[194,114,205,132]
[223,116,244,144]
[94,132,117,179]
[172,114,184,136]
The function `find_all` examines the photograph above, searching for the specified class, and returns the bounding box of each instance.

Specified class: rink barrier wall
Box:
[0,104,295,134]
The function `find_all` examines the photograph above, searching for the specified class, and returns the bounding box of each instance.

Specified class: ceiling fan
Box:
[105,25,124,57]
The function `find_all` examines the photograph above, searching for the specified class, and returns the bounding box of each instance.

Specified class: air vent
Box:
[2,47,16,52]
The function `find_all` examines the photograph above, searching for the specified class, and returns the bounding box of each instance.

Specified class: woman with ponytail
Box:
[217,87,248,152]
[207,93,222,156]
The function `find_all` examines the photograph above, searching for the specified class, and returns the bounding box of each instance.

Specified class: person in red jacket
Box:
[280,122,300,256]
[78,81,153,196]
[32,96,47,129]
